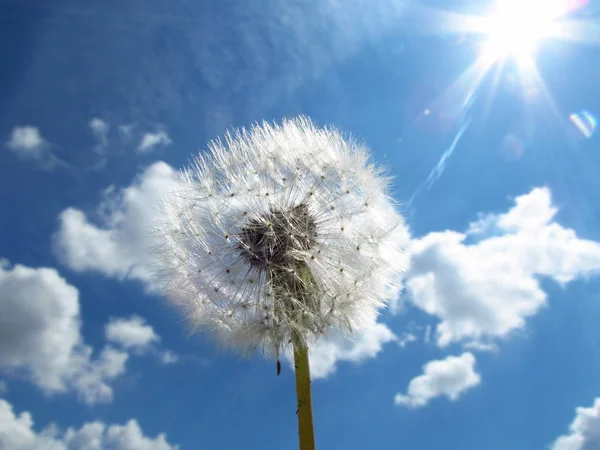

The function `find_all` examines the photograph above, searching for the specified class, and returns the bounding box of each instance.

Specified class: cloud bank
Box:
[0,398,179,450]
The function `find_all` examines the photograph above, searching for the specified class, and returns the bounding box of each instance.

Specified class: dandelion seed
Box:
[152,116,406,450]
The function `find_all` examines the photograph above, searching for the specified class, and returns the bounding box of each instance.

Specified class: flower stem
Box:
[293,337,316,450]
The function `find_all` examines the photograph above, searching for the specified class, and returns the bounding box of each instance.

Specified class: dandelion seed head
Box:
[153,116,407,357]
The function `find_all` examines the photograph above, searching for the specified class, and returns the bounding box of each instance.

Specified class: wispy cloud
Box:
[137,130,172,153]
[160,350,179,365]
[7,126,45,153]
[89,117,110,149]
[89,118,109,141]
[284,318,399,379]
[397,332,417,348]
[88,118,111,169]
[118,124,135,141]
[87,118,171,166]
[6,126,63,170]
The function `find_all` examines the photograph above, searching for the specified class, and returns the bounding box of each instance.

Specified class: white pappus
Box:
[152,116,406,358]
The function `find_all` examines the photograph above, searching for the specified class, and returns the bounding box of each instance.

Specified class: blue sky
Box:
[1,0,600,449]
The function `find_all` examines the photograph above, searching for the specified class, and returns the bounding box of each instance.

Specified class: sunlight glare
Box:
[481,0,571,63]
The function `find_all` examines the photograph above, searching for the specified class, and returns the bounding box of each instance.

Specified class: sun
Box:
[480,0,571,63]
[401,0,594,203]
[402,0,590,139]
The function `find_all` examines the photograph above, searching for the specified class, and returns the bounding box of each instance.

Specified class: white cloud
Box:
[0,262,127,405]
[5,126,61,169]
[552,398,600,450]
[159,350,179,365]
[6,126,45,153]
[89,118,109,143]
[404,187,600,348]
[0,398,179,450]
[53,161,179,287]
[106,316,160,352]
[497,187,558,232]
[88,118,112,171]
[119,124,135,140]
[68,346,129,405]
[105,316,178,364]
[284,319,398,379]
[0,380,7,395]
[463,341,498,352]
[397,333,417,348]
[423,325,431,344]
[394,352,480,408]
[137,131,172,153]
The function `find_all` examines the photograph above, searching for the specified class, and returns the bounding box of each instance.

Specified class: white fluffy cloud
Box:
[137,131,172,153]
[5,126,60,169]
[0,398,179,450]
[283,319,399,379]
[0,262,127,405]
[68,346,129,406]
[105,316,160,352]
[394,352,480,408]
[404,187,600,348]
[53,162,179,287]
[552,398,600,450]
[105,316,178,364]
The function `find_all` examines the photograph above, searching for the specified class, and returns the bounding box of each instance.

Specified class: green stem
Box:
[293,337,316,450]
[270,263,318,449]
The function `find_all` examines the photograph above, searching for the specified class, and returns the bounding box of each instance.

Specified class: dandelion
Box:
[153,116,405,450]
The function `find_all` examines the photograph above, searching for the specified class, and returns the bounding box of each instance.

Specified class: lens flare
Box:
[570,110,597,138]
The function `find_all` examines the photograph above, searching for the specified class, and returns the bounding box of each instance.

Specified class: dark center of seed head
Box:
[237,203,317,269]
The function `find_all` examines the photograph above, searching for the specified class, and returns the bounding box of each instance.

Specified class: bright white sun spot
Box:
[481,0,571,63]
